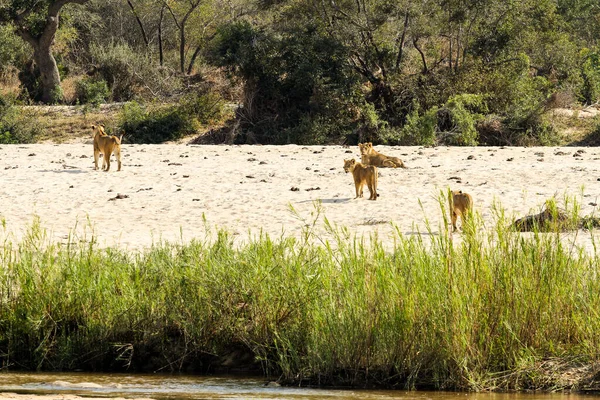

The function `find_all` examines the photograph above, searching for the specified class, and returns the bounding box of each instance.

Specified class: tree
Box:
[0,0,91,103]
[162,0,205,73]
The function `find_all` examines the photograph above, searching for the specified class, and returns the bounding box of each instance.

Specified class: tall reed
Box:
[0,197,598,391]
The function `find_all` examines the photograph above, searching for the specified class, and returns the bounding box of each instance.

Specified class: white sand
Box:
[1,142,599,253]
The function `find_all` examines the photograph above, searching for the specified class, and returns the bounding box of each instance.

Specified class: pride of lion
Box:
[89,130,470,232]
[349,142,472,232]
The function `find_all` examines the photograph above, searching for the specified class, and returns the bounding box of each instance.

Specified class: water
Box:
[0,372,596,400]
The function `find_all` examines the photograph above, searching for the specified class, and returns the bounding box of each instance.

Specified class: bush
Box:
[0,25,29,76]
[437,94,488,146]
[0,96,45,144]
[75,77,110,106]
[393,101,438,146]
[89,43,182,102]
[580,49,600,105]
[89,43,140,101]
[118,101,198,144]
[179,91,227,126]
[207,22,363,144]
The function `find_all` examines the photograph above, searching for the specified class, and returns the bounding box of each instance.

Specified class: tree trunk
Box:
[413,37,428,74]
[13,0,90,103]
[394,12,410,71]
[33,44,62,103]
[187,45,202,75]
[164,1,201,74]
[179,25,186,73]
[158,4,165,66]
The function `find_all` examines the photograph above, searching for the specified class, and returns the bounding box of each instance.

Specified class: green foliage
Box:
[75,77,110,106]
[1,197,600,390]
[438,94,488,146]
[392,100,438,146]
[118,101,197,144]
[0,95,45,143]
[580,49,600,105]
[0,0,598,142]
[179,91,227,126]
[49,84,64,105]
[89,43,150,101]
[208,22,362,144]
[0,24,28,74]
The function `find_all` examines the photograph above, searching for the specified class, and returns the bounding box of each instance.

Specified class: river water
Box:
[0,373,595,400]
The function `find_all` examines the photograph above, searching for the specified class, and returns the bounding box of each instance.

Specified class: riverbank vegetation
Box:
[1,0,600,145]
[1,199,600,391]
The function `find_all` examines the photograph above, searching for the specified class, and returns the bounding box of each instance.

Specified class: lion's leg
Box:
[115,147,122,171]
[371,168,378,200]
[103,152,111,171]
[451,211,458,232]
[94,149,100,170]
[368,181,376,200]
[353,177,362,198]
[382,159,395,168]
[461,209,470,230]
[372,179,377,200]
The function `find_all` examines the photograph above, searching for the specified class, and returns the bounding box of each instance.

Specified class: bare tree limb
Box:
[413,37,428,74]
[126,0,149,46]
[394,11,410,71]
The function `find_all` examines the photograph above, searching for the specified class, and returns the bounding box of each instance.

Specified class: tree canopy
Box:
[0,0,598,145]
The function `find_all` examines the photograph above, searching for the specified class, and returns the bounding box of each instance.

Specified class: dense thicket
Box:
[0,0,599,145]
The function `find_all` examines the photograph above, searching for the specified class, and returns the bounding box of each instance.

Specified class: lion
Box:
[92,125,123,172]
[358,142,406,168]
[449,190,473,232]
[343,158,378,200]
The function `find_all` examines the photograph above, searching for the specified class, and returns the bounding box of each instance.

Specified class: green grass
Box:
[0,197,599,391]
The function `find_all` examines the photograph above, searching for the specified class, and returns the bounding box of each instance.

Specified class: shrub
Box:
[75,77,110,106]
[394,100,438,146]
[118,101,197,144]
[0,25,29,76]
[499,70,563,145]
[580,49,600,105]
[0,96,45,144]
[89,43,182,101]
[437,94,488,146]
[179,91,227,126]
[89,43,139,101]
[207,22,362,144]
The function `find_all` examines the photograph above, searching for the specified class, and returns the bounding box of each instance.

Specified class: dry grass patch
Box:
[23,103,124,143]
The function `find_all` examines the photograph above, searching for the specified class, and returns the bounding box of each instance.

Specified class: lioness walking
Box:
[92,125,123,172]
[449,190,473,232]
[343,158,378,200]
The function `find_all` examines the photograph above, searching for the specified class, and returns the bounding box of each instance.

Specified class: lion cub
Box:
[449,190,473,232]
[92,125,123,172]
[343,158,378,200]
[359,142,406,168]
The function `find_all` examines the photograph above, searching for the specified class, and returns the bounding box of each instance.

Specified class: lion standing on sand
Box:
[359,142,406,168]
[449,190,473,232]
[343,158,378,200]
[92,125,123,172]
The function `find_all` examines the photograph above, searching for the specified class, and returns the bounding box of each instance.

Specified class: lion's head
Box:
[343,158,356,173]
